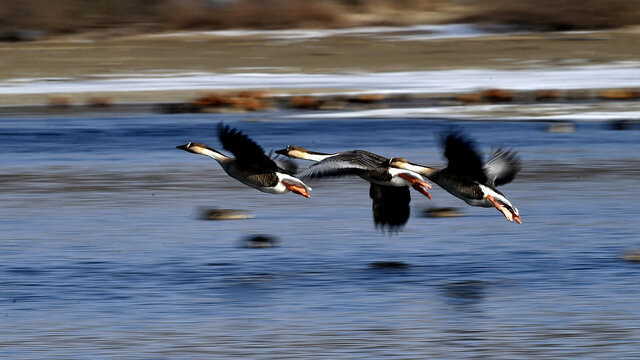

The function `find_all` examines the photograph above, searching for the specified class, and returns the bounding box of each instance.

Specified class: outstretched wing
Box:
[299,150,389,179]
[217,123,278,171]
[484,149,521,186]
[441,132,487,184]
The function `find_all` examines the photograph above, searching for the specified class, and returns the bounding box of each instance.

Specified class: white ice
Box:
[293,102,640,121]
[1,64,639,96]
[144,24,502,41]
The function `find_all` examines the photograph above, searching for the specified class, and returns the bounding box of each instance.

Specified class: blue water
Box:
[1,112,640,359]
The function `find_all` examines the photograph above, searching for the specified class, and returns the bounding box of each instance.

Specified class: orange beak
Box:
[513,214,522,224]
[283,181,310,198]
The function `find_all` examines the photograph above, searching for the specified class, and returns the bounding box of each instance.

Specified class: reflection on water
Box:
[1,113,640,358]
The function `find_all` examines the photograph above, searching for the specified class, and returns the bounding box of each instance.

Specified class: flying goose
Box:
[391,133,521,223]
[275,146,432,198]
[275,146,432,231]
[177,124,311,198]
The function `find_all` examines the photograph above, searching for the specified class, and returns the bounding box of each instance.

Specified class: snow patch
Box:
[1,64,639,96]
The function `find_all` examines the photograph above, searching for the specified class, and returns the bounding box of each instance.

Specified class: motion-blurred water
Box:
[1,112,639,359]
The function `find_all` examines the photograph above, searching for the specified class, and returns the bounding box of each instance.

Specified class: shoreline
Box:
[1,87,639,124]
[1,25,639,118]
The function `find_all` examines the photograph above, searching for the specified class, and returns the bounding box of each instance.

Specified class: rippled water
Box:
[1,112,639,359]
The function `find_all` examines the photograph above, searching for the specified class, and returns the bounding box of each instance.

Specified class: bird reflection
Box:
[441,280,487,308]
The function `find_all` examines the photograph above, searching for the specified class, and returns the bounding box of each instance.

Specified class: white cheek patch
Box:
[388,168,425,180]
[399,162,425,174]
[386,168,411,186]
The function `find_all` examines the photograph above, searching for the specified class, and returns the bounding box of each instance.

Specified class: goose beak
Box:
[274,148,288,156]
[176,143,190,151]
[513,214,522,224]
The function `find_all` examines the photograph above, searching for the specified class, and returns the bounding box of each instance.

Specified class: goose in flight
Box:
[177,124,311,198]
[275,145,432,231]
[275,146,432,198]
[391,132,521,223]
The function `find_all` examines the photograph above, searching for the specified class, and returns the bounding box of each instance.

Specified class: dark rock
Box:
[422,207,465,218]
[243,235,280,249]
[369,261,410,269]
[0,29,42,42]
[547,122,576,133]
[200,208,252,221]
[610,120,633,130]
[621,250,640,262]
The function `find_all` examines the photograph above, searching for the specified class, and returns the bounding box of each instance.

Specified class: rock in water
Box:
[243,235,280,249]
[201,208,252,220]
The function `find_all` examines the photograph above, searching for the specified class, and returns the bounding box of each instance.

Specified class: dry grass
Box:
[462,0,640,31]
[0,0,157,33]
[0,0,448,35]
[1,0,640,37]
[155,0,345,30]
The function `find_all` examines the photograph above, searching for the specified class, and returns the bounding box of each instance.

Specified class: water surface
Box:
[1,113,639,359]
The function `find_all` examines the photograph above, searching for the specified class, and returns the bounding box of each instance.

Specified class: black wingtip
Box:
[441,130,480,161]
[217,122,232,138]
[441,130,474,149]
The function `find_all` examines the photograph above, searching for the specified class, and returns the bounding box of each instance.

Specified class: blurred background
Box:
[1,1,640,359]
[2,0,640,35]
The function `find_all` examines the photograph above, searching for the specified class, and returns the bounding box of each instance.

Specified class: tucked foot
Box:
[411,183,432,199]
[398,173,432,199]
[282,181,310,198]
[486,194,520,223]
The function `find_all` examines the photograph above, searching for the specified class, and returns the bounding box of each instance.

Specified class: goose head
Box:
[389,157,437,177]
[275,145,310,159]
[177,142,229,163]
[177,142,210,154]
[388,157,409,167]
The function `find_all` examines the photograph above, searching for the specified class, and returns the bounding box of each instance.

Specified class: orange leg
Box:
[282,181,310,198]
[486,194,521,223]
[398,173,432,199]
[399,173,432,199]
